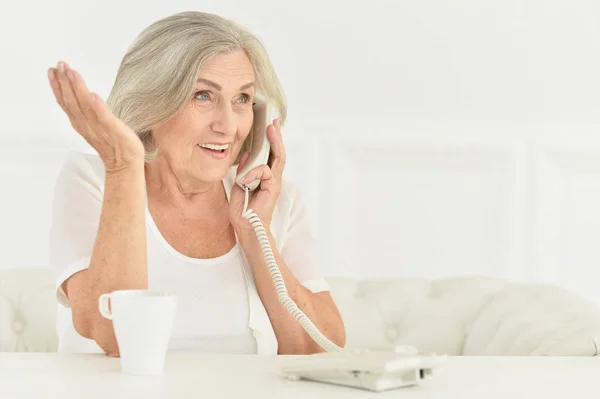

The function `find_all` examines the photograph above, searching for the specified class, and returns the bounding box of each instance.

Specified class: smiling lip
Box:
[197,144,230,160]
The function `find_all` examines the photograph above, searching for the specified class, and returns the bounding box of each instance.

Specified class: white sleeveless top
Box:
[50,151,329,355]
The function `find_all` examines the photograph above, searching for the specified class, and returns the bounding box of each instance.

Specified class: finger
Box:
[69,69,97,122]
[267,121,286,178]
[48,68,66,111]
[241,164,274,185]
[57,62,83,120]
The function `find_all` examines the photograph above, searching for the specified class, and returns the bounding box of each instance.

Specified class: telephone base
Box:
[279,349,446,392]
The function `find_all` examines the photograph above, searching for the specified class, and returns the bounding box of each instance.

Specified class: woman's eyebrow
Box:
[238,82,255,91]
[196,78,255,91]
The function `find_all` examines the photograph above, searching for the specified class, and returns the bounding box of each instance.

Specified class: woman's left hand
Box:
[229,119,285,234]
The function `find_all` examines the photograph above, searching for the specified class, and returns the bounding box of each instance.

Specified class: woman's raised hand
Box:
[48,61,145,172]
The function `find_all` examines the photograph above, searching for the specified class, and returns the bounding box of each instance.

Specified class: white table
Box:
[0,353,598,398]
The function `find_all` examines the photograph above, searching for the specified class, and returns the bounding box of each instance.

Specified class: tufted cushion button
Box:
[12,319,25,334]
[386,325,399,342]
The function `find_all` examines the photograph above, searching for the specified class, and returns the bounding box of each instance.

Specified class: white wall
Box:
[2,0,600,303]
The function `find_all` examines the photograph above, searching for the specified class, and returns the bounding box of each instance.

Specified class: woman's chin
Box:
[193,166,231,183]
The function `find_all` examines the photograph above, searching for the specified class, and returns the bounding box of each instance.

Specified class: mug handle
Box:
[98,293,113,320]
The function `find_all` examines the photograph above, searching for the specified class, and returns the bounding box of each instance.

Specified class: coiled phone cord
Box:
[242,187,343,353]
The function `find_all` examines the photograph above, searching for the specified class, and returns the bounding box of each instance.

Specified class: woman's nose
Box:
[210,106,237,136]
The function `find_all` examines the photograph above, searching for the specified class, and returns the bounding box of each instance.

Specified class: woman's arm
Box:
[228,118,345,354]
[62,163,148,356]
[237,229,346,354]
[48,62,148,356]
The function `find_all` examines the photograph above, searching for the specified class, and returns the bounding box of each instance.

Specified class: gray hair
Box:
[106,11,287,163]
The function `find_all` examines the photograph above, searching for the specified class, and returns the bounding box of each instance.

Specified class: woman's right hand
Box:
[48,61,145,173]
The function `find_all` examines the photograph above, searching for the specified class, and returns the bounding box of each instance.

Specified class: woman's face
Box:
[151,49,256,183]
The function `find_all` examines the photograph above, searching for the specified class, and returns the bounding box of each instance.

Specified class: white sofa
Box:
[1,268,599,356]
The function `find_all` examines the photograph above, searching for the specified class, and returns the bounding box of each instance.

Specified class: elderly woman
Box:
[47,11,345,356]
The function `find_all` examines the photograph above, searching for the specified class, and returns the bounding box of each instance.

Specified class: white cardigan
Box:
[49,151,330,355]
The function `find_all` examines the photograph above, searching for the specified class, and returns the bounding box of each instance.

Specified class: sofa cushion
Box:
[328,276,508,355]
[1,268,599,356]
[463,282,600,356]
[0,268,58,352]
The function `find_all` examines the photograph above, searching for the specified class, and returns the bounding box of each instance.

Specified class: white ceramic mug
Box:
[99,290,177,375]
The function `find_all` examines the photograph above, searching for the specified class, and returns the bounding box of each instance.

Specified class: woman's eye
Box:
[237,94,250,104]
[195,91,210,101]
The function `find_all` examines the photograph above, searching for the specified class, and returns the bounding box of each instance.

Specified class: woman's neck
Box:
[144,156,226,215]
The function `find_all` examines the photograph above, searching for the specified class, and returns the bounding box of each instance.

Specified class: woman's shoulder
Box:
[62,150,105,173]
[56,150,106,194]
[277,178,302,210]
[269,176,307,233]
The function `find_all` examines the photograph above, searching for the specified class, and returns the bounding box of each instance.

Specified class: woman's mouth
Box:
[197,143,230,160]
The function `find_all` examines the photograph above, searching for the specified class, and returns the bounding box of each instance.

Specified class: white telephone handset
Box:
[235,93,342,353]
[236,95,444,392]
[235,94,277,191]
